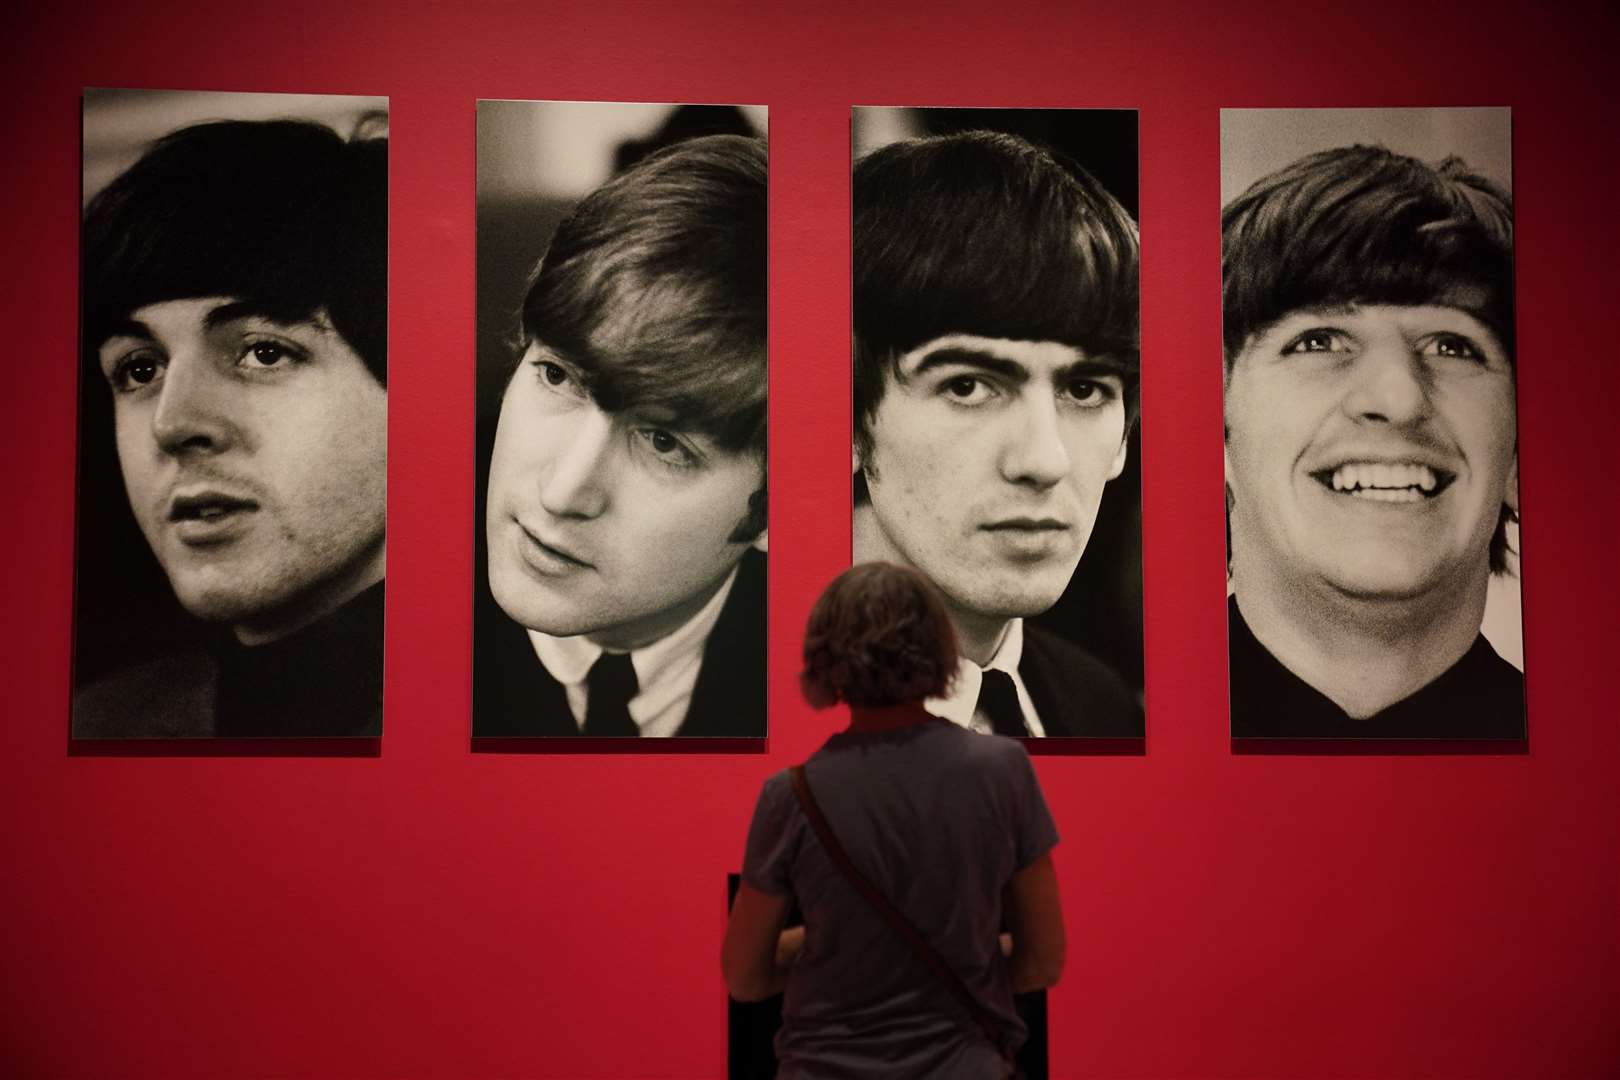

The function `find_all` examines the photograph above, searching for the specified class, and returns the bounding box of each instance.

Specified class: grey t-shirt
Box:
[742,718,1059,1079]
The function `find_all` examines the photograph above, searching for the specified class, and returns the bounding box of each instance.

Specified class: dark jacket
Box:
[1020,621,1143,737]
[472,550,766,738]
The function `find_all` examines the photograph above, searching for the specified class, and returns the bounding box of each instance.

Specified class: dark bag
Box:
[789,764,1018,1078]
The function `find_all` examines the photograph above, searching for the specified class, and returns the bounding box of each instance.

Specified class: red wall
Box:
[4,2,1616,1076]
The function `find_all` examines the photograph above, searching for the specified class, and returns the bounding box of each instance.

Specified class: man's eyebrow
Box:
[1062,356,1129,378]
[99,318,153,345]
[203,300,330,333]
[907,347,1028,382]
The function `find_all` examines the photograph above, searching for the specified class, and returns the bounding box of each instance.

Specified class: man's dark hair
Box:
[800,562,959,709]
[83,117,388,385]
[852,130,1141,474]
[520,133,767,538]
[1221,144,1517,571]
[1222,145,1513,367]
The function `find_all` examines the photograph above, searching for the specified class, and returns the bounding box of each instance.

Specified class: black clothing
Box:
[1021,623,1143,738]
[72,583,385,738]
[976,668,1030,737]
[582,652,639,737]
[472,549,766,738]
[1228,596,1525,739]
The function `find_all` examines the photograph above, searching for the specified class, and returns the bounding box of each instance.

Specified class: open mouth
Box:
[1311,462,1454,503]
[169,492,259,522]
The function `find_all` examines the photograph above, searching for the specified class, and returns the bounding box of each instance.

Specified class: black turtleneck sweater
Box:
[73,583,384,739]
[1228,596,1525,740]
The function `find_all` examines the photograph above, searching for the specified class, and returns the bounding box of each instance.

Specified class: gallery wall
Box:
[3,0,1616,1076]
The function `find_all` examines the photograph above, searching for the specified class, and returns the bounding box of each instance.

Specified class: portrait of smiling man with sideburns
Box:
[1221,120,1525,739]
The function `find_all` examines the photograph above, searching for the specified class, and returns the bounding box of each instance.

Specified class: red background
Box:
[4,2,1616,1076]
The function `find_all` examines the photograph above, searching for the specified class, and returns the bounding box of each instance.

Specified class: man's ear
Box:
[1107,436,1129,481]
[852,441,862,477]
[1503,455,1519,515]
[750,527,768,554]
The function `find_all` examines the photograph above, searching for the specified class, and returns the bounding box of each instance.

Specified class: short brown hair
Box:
[800,563,959,709]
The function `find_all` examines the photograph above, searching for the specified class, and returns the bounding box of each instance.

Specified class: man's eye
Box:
[638,428,698,468]
[1421,333,1483,361]
[539,360,571,386]
[1283,329,1350,355]
[940,375,994,405]
[239,340,304,369]
[107,351,165,392]
[1064,378,1116,407]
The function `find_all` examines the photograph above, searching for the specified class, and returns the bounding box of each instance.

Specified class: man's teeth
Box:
[1329,462,1439,498]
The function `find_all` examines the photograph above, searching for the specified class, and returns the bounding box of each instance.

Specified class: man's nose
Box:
[998,394,1071,488]
[539,408,615,519]
[1342,343,1435,426]
[150,357,238,455]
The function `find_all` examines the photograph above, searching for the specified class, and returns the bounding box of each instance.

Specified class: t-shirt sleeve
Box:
[1009,745,1060,870]
[740,770,799,897]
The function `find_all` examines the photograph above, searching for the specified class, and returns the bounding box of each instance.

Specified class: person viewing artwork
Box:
[472,101,767,738]
[851,107,1144,739]
[72,89,389,739]
[1220,108,1525,739]
[724,561,1065,1077]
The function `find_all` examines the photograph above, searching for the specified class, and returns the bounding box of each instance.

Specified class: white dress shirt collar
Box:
[924,617,1046,737]
[526,566,740,736]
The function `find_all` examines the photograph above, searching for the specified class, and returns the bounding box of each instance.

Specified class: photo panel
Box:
[73,88,389,739]
[1220,107,1524,740]
[851,107,1144,740]
[473,100,769,739]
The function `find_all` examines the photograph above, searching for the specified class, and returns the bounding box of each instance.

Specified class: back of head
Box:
[520,133,768,455]
[800,562,959,709]
[852,130,1141,460]
[1221,144,1514,365]
[82,117,389,384]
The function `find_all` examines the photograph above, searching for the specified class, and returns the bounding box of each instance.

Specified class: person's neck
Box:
[847,702,934,733]
[947,606,1011,668]
[1231,558,1488,718]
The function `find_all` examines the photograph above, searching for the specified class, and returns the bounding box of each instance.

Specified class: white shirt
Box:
[526,567,739,737]
[924,617,1047,737]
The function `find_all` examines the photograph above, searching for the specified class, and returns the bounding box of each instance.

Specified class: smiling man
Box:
[73,110,388,739]
[853,131,1142,738]
[1221,143,1524,738]
[473,133,767,739]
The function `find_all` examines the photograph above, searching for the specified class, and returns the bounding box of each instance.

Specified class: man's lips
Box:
[981,517,1072,532]
[167,489,260,522]
[516,522,595,571]
[1309,459,1456,503]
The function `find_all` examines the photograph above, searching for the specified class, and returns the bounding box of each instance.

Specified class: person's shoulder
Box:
[1021,622,1142,737]
[72,650,218,739]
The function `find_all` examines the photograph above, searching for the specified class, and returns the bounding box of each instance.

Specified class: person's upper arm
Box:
[722,882,794,1002]
[1005,851,1065,993]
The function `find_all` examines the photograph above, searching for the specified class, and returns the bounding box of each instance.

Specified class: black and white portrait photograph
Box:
[72,89,389,740]
[473,100,768,739]
[1220,107,1524,740]
[851,107,1144,740]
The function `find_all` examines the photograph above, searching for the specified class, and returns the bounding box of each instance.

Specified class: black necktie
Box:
[583,652,639,737]
[975,669,1030,737]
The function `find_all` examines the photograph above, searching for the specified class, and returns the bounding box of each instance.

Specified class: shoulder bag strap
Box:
[789,764,1015,1065]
